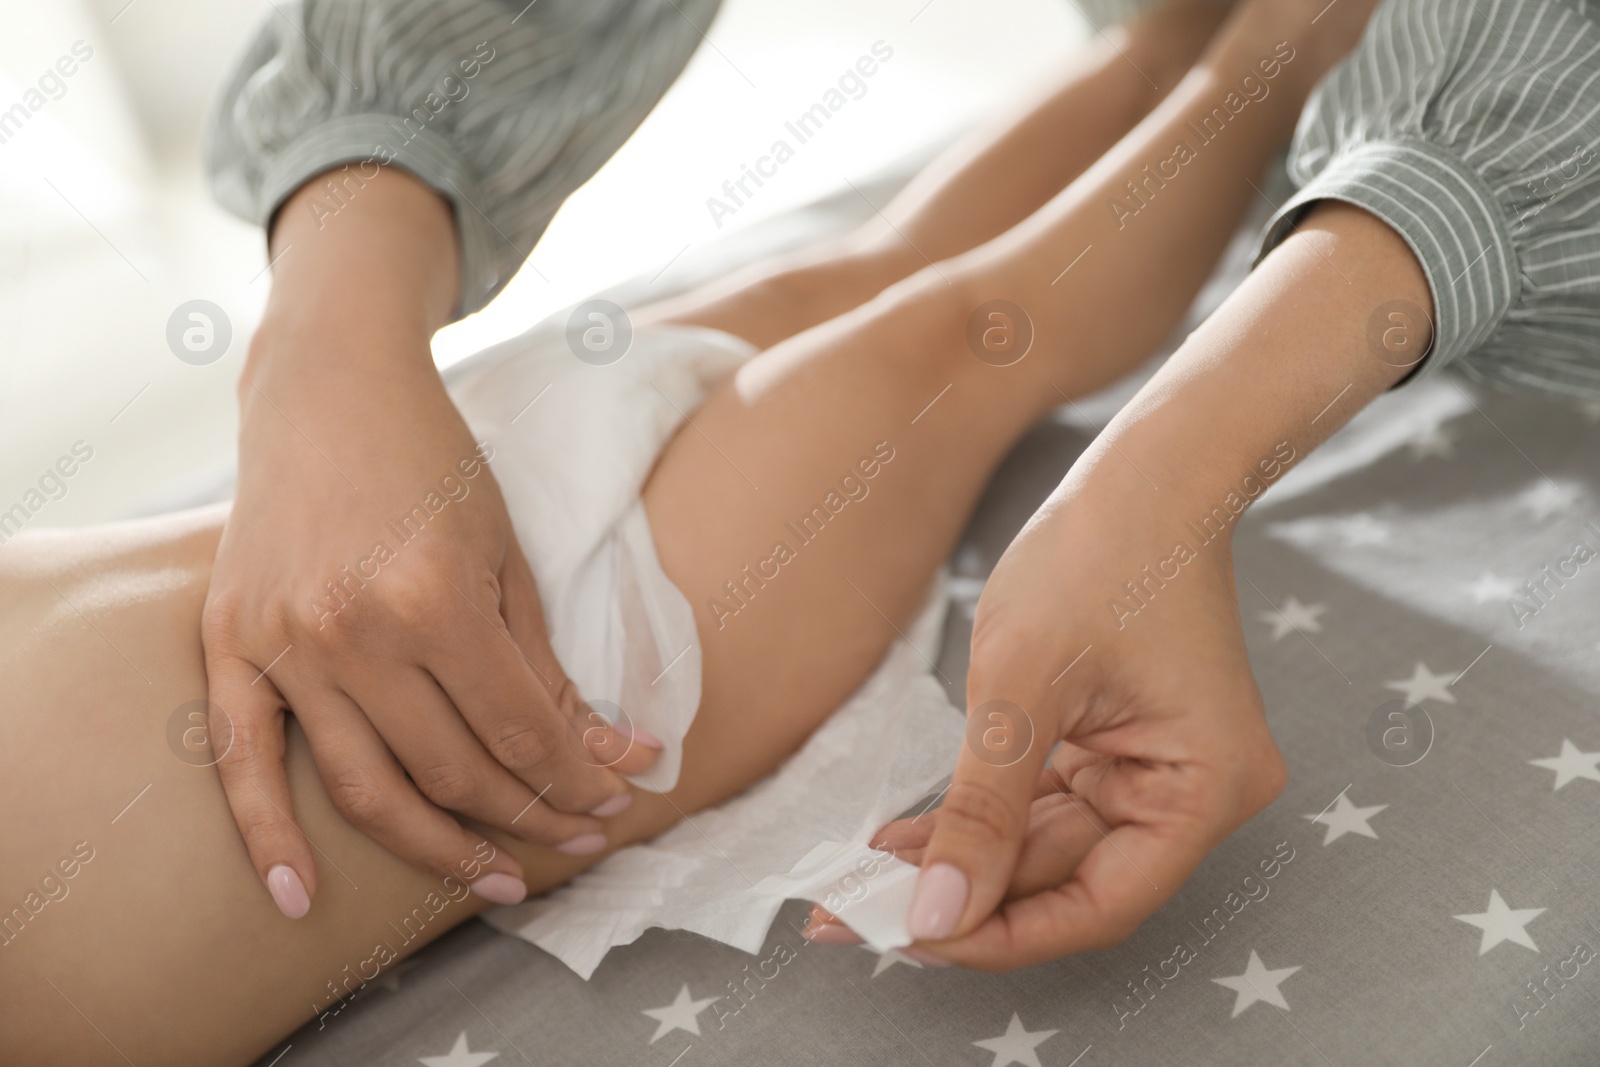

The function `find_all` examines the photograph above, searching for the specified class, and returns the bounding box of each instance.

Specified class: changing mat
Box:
[445,314,964,978]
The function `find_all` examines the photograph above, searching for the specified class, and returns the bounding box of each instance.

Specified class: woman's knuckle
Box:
[326,772,389,826]
[415,762,477,809]
[487,720,551,771]
[237,807,289,847]
[940,779,1023,842]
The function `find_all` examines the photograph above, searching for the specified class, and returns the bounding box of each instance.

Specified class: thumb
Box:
[497,538,660,776]
[909,694,1051,942]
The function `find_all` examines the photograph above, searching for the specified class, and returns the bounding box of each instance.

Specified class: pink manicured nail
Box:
[619,721,664,749]
[470,872,528,906]
[907,863,968,941]
[266,864,310,919]
[590,792,633,818]
[803,922,863,945]
[902,947,952,968]
[556,832,607,856]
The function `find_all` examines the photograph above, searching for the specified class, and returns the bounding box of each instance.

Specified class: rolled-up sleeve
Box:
[205,0,719,317]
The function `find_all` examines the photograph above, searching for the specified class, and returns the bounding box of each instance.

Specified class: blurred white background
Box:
[0,0,1089,525]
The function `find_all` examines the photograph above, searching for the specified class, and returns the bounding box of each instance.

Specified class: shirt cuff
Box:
[1255,138,1521,384]
[254,112,503,319]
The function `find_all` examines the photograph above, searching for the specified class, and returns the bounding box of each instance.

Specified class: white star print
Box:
[1455,890,1546,955]
[418,1032,499,1067]
[1305,793,1387,845]
[1467,571,1518,604]
[972,1013,1058,1067]
[1529,739,1600,790]
[1211,951,1301,1017]
[1408,424,1457,460]
[862,944,923,977]
[1260,597,1327,641]
[1338,513,1391,546]
[1520,481,1581,520]
[1384,662,1457,706]
[641,984,719,1044]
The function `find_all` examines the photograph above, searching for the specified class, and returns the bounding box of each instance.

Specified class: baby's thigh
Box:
[0,537,481,1066]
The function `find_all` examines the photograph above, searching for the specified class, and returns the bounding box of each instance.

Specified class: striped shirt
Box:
[1260,0,1600,399]
[1078,0,1600,399]
[205,0,720,317]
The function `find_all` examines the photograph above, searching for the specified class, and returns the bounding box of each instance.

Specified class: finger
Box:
[206,648,317,919]
[569,698,662,779]
[432,558,631,814]
[812,792,1108,951]
[925,817,1211,970]
[347,665,608,854]
[294,686,532,903]
[871,764,1065,858]
[800,906,863,944]
[499,539,661,778]
[1004,792,1107,899]
[869,813,938,855]
[909,692,1053,942]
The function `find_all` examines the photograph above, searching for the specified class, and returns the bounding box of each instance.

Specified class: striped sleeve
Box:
[204,0,719,317]
[1256,0,1600,398]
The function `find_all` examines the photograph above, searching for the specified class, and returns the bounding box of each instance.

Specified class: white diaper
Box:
[448,315,964,978]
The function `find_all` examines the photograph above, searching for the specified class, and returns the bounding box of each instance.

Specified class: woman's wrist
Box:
[243,166,462,394]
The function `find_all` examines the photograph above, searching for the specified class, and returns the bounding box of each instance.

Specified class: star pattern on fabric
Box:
[1408,424,1457,460]
[418,1032,499,1067]
[972,1013,1058,1067]
[1260,597,1327,641]
[1529,739,1600,790]
[1467,571,1518,604]
[1384,662,1457,705]
[861,944,923,977]
[1338,513,1391,546]
[1455,890,1546,955]
[1519,480,1581,520]
[642,984,719,1044]
[1211,951,1301,1017]
[1305,792,1386,844]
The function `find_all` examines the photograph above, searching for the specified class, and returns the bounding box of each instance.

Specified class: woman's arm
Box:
[897,199,1429,966]
[199,0,717,916]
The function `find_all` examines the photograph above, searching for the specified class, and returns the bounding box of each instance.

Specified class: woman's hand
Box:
[809,196,1430,969]
[890,462,1285,969]
[203,168,655,919]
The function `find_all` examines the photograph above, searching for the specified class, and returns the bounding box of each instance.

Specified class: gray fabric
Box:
[205,0,719,316]
[251,165,1600,1067]
[1260,0,1600,400]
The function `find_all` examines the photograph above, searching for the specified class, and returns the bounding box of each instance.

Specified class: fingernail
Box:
[590,792,633,818]
[556,832,607,856]
[266,864,310,919]
[803,922,863,945]
[470,872,528,906]
[907,862,968,941]
[618,721,664,750]
[902,947,952,968]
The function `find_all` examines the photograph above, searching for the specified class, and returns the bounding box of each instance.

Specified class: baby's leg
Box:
[640,0,1231,349]
[627,6,1324,818]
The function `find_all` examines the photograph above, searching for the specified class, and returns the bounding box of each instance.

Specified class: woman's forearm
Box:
[1074,201,1432,531]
